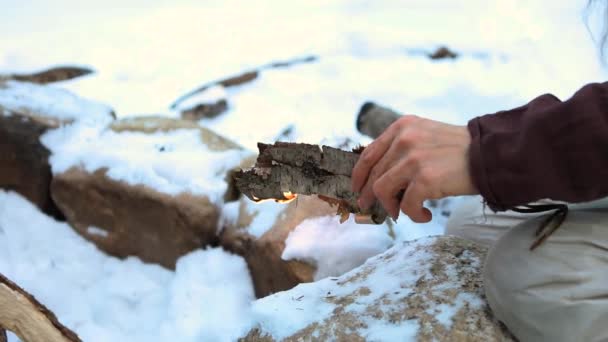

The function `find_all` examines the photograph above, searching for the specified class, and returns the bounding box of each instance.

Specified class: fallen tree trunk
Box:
[356,102,401,139]
[235,142,388,224]
[0,273,80,342]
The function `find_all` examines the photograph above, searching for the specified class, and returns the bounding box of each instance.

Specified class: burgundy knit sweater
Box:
[468,82,608,211]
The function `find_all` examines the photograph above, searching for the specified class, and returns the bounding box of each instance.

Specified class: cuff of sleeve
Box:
[467,117,507,212]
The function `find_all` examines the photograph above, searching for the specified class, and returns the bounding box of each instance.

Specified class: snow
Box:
[240,199,287,238]
[282,215,393,280]
[174,85,228,112]
[86,226,109,238]
[0,80,112,122]
[0,191,254,342]
[41,124,251,203]
[0,0,607,341]
[250,238,438,340]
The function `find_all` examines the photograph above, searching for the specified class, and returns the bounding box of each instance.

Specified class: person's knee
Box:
[484,212,608,342]
[445,196,513,247]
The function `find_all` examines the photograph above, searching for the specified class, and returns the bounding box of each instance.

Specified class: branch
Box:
[234,142,388,224]
[356,102,401,139]
[0,273,80,342]
[170,55,317,110]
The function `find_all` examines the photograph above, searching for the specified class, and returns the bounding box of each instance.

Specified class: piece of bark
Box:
[235,142,388,224]
[0,273,80,342]
[1,66,93,84]
[356,102,401,139]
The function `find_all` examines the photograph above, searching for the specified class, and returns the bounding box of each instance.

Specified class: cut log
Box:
[234,142,388,224]
[0,110,65,219]
[0,273,80,342]
[1,66,93,84]
[356,102,401,139]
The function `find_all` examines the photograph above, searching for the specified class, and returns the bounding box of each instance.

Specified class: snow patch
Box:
[0,80,112,123]
[251,238,437,340]
[86,226,108,238]
[0,190,255,342]
[282,215,393,280]
[41,124,251,203]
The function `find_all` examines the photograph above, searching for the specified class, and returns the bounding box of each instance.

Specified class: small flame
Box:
[276,191,298,203]
[251,191,298,204]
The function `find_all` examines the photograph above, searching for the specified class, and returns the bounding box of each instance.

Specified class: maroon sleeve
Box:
[467,82,608,211]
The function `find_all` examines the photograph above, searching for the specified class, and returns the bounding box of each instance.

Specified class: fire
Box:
[276,191,298,203]
[251,191,298,204]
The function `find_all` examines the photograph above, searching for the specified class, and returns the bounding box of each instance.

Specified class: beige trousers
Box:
[446,196,608,342]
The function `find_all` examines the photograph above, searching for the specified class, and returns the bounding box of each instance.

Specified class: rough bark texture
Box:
[235,142,388,224]
[0,111,65,219]
[241,236,514,342]
[0,273,80,342]
[0,66,93,84]
[221,195,337,298]
[51,167,220,269]
[356,101,401,139]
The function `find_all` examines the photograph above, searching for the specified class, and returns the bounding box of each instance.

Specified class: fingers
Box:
[357,142,402,209]
[400,181,432,223]
[351,122,398,193]
[372,158,414,219]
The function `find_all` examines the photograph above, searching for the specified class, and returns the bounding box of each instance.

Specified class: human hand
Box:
[351,115,478,222]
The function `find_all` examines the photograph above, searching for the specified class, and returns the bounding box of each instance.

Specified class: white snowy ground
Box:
[1,0,607,341]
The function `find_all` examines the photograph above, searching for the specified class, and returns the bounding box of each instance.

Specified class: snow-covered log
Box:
[0,273,80,342]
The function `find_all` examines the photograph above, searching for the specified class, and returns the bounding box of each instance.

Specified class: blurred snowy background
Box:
[0,0,606,341]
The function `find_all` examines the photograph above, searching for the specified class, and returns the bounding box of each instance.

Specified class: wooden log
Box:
[356,101,401,139]
[234,142,388,224]
[0,273,80,342]
[1,66,93,84]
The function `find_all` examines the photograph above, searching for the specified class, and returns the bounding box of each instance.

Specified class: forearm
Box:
[468,82,608,211]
